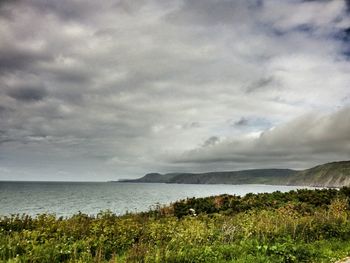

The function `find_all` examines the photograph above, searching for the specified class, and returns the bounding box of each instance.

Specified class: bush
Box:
[2,187,350,262]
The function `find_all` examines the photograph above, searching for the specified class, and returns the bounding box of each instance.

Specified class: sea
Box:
[0,182,312,217]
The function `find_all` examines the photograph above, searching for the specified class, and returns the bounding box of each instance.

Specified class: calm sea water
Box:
[0,182,312,217]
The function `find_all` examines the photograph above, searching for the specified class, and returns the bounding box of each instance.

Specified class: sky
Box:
[0,0,350,181]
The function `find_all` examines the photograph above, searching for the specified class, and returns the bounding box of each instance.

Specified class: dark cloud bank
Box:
[0,0,349,180]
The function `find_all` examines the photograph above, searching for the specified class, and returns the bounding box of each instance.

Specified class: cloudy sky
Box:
[0,0,350,181]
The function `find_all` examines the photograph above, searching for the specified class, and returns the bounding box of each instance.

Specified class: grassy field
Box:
[2,187,350,262]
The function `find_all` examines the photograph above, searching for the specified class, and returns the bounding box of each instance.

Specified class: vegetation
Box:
[2,187,350,262]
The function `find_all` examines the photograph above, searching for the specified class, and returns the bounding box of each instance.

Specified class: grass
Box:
[1,187,350,262]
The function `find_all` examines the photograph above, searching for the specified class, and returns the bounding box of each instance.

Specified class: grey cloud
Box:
[7,85,48,102]
[182,122,201,129]
[166,0,262,26]
[245,76,275,93]
[28,0,105,22]
[234,118,249,126]
[112,0,147,14]
[0,129,16,145]
[46,66,93,84]
[231,117,272,130]
[0,105,10,114]
[202,136,220,147]
[29,0,149,25]
[339,27,350,57]
[342,27,350,41]
[0,0,20,20]
[0,46,52,74]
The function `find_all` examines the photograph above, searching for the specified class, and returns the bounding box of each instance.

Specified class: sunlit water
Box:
[0,182,313,217]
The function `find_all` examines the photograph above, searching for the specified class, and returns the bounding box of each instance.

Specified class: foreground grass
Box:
[2,188,350,262]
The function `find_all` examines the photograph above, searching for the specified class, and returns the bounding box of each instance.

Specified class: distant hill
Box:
[118,169,297,185]
[167,169,297,184]
[286,161,350,187]
[118,173,180,183]
[116,160,350,187]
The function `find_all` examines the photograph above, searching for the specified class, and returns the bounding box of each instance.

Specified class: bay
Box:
[0,181,312,217]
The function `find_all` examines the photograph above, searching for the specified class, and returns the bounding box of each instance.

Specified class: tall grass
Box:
[1,188,350,262]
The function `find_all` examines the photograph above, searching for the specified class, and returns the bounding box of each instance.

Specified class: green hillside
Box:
[119,160,350,187]
[167,169,296,184]
[120,169,297,185]
[287,161,350,187]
